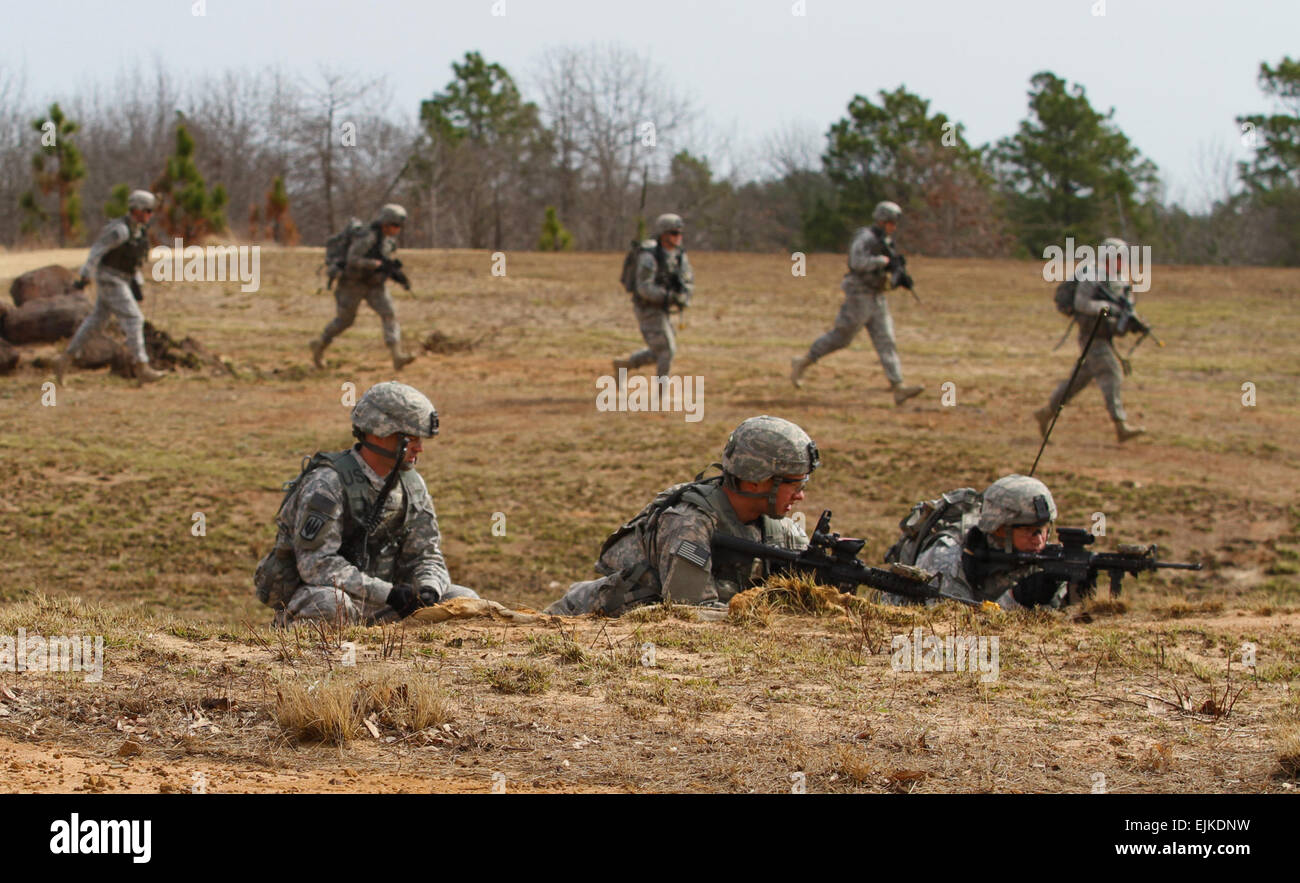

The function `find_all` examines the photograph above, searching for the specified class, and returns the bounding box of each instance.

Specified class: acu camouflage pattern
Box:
[320,222,403,347]
[68,215,152,364]
[545,478,808,615]
[1045,277,1138,423]
[625,240,694,376]
[351,381,439,438]
[256,448,456,624]
[977,474,1057,534]
[722,415,818,481]
[802,225,906,385]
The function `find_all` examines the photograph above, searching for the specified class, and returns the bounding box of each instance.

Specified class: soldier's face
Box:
[129,208,154,225]
[370,433,423,469]
[1010,524,1050,553]
[661,230,683,248]
[881,220,897,235]
[382,223,402,238]
[769,473,809,515]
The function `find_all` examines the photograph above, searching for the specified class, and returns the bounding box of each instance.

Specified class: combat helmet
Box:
[872,201,903,223]
[127,190,157,212]
[978,474,1056,536]
[351,381,439,462]
[722,416,819,517]
[377,204,408,227]
[653,213,684,238]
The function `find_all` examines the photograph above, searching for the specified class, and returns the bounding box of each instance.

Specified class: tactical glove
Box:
[129,279,144,302]
[417,586,441,607]
[386,583,422,618]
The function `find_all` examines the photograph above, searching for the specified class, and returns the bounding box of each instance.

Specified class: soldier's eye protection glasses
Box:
[776,475,810,491]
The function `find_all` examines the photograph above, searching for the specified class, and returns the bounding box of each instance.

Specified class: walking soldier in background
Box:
[790,200,923,406]
[1035,237,1149,443]
[54,190,164,385]
[311,204,418,371]
[614,212,694,385]
[254,381,480,625]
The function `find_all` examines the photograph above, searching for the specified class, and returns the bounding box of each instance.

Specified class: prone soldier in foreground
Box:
[254,381,479,625]
[545,415,813,616]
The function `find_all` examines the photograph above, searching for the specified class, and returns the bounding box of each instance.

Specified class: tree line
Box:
[3,47,1298,264]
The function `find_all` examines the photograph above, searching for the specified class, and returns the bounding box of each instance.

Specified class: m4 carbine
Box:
[974,527,1201,600]
[378,257,411,291]
[713,509,978,607]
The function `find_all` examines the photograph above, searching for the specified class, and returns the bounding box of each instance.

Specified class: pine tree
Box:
[151,119,228,241]
[537,205,574,251]
[264,176,299,245]
[19,103,87,246]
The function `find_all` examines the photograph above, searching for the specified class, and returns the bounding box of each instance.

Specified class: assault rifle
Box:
[1088,283,1164,349]
[881,241,922,306]
[713,509,979,607]
[654,243,690,313]
[973,527,1201,601]
[378,257,411,291]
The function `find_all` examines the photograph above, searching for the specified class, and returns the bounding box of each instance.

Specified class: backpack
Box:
[1053,280,1078,317]
[323,218,368,288]
[884,488,982,567]
[619,239,649,294]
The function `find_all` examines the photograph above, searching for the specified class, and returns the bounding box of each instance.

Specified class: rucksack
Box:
[619,239,649,294]
[884,488,981,567]
[1053,280,1078,317]
[323,218,368,288]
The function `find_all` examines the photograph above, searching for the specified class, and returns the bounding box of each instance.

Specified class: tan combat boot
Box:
[54,352,71,385]
[790,355,811,388]
[1115,420,1146,443]
[389,341,415,370]
[1033,405,1054,438]
[310,337,327,369]
[134,361,165,385]
[892,381,924,406]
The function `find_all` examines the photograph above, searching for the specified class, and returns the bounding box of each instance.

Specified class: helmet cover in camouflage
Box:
[127,190,157,211]
[351,381,439,438]
[378,204,408,226]
[872,201,903,223]
[978,474,1057,533]
[653,213,684,238]
[1099,236,1127,252]
[722,416,819,482]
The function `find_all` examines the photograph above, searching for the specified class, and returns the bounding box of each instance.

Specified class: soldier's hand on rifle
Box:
[417,586,441,607]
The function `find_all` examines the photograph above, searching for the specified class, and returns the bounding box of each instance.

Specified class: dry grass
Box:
[273,670,452,745]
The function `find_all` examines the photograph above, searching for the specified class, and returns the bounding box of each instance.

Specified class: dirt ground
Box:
[1,246,1297,793]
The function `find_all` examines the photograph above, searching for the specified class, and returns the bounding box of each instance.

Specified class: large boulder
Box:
[0,338,18,375]
[3,293,91,345]
[10,265,78,306]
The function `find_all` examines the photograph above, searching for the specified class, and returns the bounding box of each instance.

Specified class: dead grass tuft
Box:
[729,574,867,622]
[273,670,452,745]
[479,659,553,695]
[1275,726,1300,779]
[836,743,875,785]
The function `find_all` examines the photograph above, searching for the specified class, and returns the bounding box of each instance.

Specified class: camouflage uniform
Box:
[619,214,694,378]
[313,205,414,369]
[792,202,922,404]
[546,416,817,616]
[256,382,478,624]
[886,475,1066,609]
[1044,279,1133,423]
[63,190,158,375]
[1037,239,1146,441]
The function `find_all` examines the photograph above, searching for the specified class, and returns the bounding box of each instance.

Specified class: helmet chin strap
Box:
[724,473,781,519]
[353,430,409,465]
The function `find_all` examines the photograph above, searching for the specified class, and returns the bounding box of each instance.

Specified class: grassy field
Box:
[0,246,1297,792]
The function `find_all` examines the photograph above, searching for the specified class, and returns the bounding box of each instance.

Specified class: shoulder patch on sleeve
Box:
[300,513,327,542]
[305,491,342,517]
[674,539,710,569]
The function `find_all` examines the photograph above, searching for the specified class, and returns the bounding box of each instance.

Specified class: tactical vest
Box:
[593,477,788,615]
[100,218,151,276]
[253,449,423,609]
[845,225,890,291]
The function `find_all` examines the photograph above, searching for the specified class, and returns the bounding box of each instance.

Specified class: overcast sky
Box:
[3,0,1295,211]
